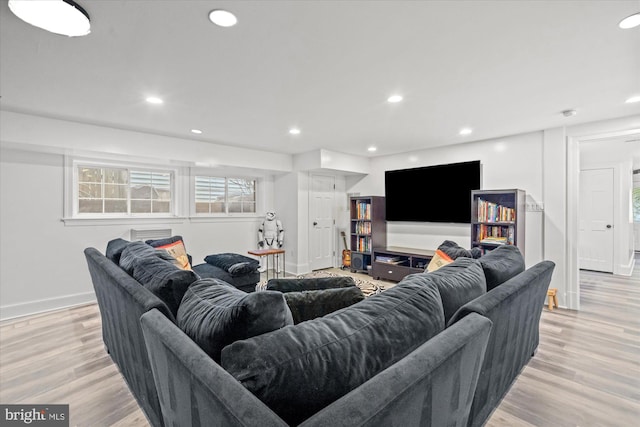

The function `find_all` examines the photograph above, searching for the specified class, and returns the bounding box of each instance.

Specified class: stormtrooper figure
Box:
[258,210,284,272]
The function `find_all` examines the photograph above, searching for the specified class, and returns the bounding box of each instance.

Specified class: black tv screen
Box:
[385,160,481,223]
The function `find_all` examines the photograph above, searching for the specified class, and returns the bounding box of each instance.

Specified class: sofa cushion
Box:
[120,241,198,316]
[191,263,260,290]
[438,240,482,259]
[177,279,293,362]
[426,257,487,324]
[266,276,356,292]
[478,245,525,291]
[204,253,260,273]
[283,286,365,323]
[221,276,445,425]
[227,261,257,277]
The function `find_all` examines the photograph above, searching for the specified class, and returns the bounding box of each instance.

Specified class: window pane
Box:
[79,199,103,213]
[131,200,151,213]
[104,184,127,199]
[103,168,127,184]
[228,201,241,213]
[78,167,102,183]
[104,200,127,213]
[633,187,640,223]
[131,185,151,199]
[153,201,170,213]
[196,202,211,213]
[79,183,102,198]
[243,201,256,213]
[211,201,225,213]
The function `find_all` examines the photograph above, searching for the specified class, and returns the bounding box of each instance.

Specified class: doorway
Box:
[309,174,335,271]
[579,168,614,273]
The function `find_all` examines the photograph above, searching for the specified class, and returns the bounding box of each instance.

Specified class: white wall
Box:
[346,131,545,268]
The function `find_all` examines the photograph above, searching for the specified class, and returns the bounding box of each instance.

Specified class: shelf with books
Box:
[471,189,525,257]
[349,196,386,273]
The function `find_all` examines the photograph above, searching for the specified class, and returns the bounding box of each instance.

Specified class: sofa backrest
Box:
[478,245,526,290]
[140,308,492,427]
[448,260,555,427]
[84,247,173,427]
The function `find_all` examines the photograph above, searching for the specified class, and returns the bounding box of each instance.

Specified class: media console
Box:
[371,247,435,282]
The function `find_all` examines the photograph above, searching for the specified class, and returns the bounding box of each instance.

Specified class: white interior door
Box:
[579,168,614,272]
[309,175,335,271]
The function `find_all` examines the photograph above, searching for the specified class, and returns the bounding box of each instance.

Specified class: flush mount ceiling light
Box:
[190,129,203,134]
[625,95,640,103]
[8,0,90,37]
[619,12,640,29]
[209,9,237,27]
[387,95,403,103]
[145,96,163,104]
[367,146,377,152]
[562,109,577,117]
[289,128,301,135]
[459,128,473,135]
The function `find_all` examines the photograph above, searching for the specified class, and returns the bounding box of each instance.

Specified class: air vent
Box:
[130,228,172,241]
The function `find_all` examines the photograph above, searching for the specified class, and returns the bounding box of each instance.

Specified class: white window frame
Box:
[190,171,259,218]
[63,156,184,224]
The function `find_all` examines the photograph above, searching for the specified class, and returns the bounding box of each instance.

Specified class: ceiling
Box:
[1,0,639,158]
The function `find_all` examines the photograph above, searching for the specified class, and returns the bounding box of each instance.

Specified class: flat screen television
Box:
[385,160,481,223]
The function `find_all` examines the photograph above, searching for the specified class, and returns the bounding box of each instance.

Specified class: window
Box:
[76,165,174,216]
[633,186,640,223]
[195,176,256,215]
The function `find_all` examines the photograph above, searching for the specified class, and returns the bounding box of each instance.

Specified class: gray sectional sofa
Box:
[85,239,554,427]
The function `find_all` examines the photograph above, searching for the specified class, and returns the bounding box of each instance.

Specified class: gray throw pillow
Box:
[227,262,257,277]
[105,238,130,264]
[221,278,445,425]
[204,253,260,272]
[284,287,365,323]
[177,279,293,363]
[478,245,525,290]
[120,241,198,316]
[437,240,476,259]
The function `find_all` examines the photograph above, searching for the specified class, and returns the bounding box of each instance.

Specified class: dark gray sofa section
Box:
[450,260,556,427]
[84,247,170,427]
[141,308,492,427]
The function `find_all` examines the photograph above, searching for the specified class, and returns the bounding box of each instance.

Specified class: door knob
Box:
[313,221,318,226]
[606,224,612,229]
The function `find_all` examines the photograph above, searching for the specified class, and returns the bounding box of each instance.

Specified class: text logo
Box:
[1,405,69,426]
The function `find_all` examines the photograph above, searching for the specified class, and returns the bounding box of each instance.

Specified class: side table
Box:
[247,248,285,282]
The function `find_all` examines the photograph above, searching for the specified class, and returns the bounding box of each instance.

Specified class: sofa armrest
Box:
[266,276,356,292]
[284,287,364,323]
[141,309,288,427]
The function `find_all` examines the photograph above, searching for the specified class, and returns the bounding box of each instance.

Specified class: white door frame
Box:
[567,128,640,310]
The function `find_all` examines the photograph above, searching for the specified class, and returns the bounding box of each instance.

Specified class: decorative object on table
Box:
[257,210,284,272]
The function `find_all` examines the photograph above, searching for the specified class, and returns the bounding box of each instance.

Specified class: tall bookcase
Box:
[349,196,386,273]
[471,189,525,257]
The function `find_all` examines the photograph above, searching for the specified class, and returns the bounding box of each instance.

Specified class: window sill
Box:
[62,216,188,227]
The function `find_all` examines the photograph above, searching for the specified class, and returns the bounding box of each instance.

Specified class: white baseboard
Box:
[617,256,635,277]
[0,291,96,322]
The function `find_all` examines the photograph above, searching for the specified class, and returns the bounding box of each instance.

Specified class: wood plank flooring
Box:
[1,261,638,426]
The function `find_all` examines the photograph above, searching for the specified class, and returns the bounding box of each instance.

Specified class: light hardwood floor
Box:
[1,261,638,426]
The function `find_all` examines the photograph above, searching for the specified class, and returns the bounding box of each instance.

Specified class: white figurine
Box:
[258,210,284,272]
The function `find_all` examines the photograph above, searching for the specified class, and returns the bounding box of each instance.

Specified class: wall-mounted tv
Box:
[385,160,481,223]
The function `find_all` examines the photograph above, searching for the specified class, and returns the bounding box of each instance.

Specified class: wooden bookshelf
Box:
[471,189,525,257]
[349,196,386,273]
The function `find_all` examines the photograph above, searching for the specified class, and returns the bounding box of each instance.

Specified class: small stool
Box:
[547,288,558,310]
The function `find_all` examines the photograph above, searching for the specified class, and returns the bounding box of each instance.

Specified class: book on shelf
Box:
[479,236,508,245]
[475,224,514,244]
[476,198,516,223]
[353,221,371,234]
[355,201,371,220]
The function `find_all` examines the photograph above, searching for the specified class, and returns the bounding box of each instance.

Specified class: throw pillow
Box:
[437,240,475,260]
[283,287,365,323]
[478,245,525,291]
[105,238,130,264]
[221,277,445,426]
[227,262,257,277]
[177,279,293,363]
[426,257,487,325]
[426,249,454,272]
[146,235,192,270]
[120,241,198,316]
[204,253,260,272]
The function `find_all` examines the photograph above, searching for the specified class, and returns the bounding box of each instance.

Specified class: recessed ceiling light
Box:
[8,0,91,37]
[289,128,301,135]
[387,95,403,103]
[459,128,473,135]
[619,12,640,29]
[145,96,163,105]
[625,95,640,103]
[562,109,577,117]
[209,10,237,27]
[191,129,203,134]
[368,146,377,152]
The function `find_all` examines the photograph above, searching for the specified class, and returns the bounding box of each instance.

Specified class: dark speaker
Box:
[351,253,364,271]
